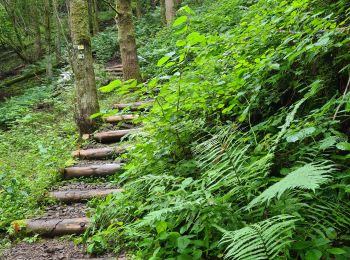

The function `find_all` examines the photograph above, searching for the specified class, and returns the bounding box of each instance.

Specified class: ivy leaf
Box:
[173,16,188,27]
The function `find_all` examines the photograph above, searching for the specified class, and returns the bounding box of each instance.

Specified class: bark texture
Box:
[18,218,89,236]
[160,0,166,25]
[44,0,53,78]
[88,0,99,35]
[72,145,131,159]
[64,163,123,178]
[93,129,139,143]
[49,189,123,202]
[104,114,139,123]
[165,0,175,26]
[113,100,153,110]
[69,0,100,134]
[116,0,142,81]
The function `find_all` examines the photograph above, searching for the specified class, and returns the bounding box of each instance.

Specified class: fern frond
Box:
[248,162,335,209]
[220,215,297,260]
[303,199,350,237]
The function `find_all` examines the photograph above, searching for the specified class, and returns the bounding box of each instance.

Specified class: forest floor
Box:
[0,64,133,260]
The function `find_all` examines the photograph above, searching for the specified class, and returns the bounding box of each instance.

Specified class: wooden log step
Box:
[93,129,140,143]
[106,67,123,72]
[113,101,153,111]
[64,163,123,178]
[14,217,89,236]
[49,188,123,203]
[72,146,130,160]
[104,114,139,123]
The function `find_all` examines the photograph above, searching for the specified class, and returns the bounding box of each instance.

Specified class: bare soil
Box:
[0,239,124,260]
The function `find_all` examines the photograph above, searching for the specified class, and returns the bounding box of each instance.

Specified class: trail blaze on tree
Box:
[69,0,99,134]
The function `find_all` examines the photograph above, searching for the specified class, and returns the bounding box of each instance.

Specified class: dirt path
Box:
[0,66,151,259]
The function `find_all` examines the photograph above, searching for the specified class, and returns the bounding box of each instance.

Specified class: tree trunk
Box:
[44,0,53,79]
[32,11,43,61]
[53,0,62,62]
[88,0,99,35]
[165,0,175,26]
[69,0,100,135]
[160,0,166,25]
[136,0,142,19]
[116,0,142,81]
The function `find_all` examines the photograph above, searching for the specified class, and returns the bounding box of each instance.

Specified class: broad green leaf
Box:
[178,5,195,15]
[327,248,346,255]
[305,249,322,260]
[336,142,350,151]
[157,56,170,67]
[156,221,167,234]
[89,112,102,119]
[176,40,187,47]
[175,25,188,35]
[148,78,159,87]
[99,79,122,93]
[177,236,191,252]
[186,32,205,46]
[173,16,188,27]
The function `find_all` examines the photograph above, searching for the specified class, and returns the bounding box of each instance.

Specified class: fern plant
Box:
[220,215,297,260]
[248,162,335,209]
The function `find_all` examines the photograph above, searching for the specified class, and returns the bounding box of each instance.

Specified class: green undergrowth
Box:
[0,71,78,248]
[86,0,350,259]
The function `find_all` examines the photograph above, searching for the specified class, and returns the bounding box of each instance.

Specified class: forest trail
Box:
[0,66,148,260]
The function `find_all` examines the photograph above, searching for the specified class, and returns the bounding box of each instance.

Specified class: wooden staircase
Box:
[12,100,149,240]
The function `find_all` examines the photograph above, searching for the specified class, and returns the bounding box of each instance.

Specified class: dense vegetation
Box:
[85,0,350,259]
[0,73,77,240]
[0,0,349,259]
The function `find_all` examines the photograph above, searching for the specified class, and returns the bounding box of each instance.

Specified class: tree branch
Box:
[101,0,119,14]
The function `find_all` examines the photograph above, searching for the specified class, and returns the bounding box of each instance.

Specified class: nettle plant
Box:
[87,0,350,259]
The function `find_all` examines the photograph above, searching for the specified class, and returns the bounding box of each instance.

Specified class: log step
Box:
[113,101,153,111]
[14,217,89,236]
[104,114,139,123]
[72,146,131,160]
[64,163,123,178]
[106,67,123,72]
[93,129,140,143]
[49,188,123,203]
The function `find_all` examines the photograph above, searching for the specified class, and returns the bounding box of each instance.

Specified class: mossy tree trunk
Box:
[116,0,142,81]
[69,0,100,135]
